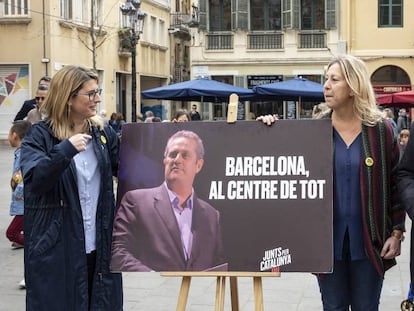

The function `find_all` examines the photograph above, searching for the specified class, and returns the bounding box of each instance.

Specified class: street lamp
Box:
[120,0,146,122]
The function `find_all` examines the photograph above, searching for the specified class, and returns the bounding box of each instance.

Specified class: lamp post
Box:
[120,0,146,122]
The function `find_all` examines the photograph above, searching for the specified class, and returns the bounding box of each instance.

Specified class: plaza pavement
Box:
[0,143,410,311]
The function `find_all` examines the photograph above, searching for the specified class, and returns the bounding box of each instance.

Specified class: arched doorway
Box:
[371,65,411,94]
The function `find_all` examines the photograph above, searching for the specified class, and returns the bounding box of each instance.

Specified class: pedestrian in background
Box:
[172,109,191,122]
[383,107,398,138]
[20,65,122,310]
[397,108,410,133]
[144,110,154,122]
[14,76,51,121]
[109,112,126,137]
[190,104,201,121]
[311,103,329,119]
[258,54,405,311]
[6,120,32,288]
[399,128,410,161]
[26,84,49,124]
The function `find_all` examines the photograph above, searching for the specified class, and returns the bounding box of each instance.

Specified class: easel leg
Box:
[229,276,239,311]
[253,277,264,311]
[215,276,226,311]
[176,276,191,311]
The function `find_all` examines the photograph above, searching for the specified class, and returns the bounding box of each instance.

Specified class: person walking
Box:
[258,54,405,311]
[20,65,122,310]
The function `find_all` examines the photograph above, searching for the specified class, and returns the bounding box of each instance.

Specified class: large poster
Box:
[111,120,333,273]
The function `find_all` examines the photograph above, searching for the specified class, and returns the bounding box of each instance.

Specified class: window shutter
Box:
[282,0,292,29]
[198,0,207,31]
[325,0,336,29]
[282,0,299,29]
[292,0,300,29]
[231,0,236,30]
[231,0,248,31]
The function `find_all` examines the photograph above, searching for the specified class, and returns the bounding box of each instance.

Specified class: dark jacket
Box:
[14,98,36,121]
[21,121,123,311]
[398,123,414,219]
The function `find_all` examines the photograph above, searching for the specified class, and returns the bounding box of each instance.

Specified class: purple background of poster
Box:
[115,120,333,272]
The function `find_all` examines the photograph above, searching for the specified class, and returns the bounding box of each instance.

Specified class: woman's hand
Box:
[380,236,402,259]
[69,133,92,152]
[256,114,278,126]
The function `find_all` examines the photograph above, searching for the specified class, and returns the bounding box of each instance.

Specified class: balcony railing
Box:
[170,12,195,30]
[206,32,233,50]
[248,32,283,49]
[298,32,327,49]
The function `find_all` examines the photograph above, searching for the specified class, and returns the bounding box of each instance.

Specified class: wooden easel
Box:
[161,95,280,310]
[161,272,280,311]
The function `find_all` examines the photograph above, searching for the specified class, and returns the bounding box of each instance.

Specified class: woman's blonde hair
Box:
[41,65,103,140]
[326,55,383,126]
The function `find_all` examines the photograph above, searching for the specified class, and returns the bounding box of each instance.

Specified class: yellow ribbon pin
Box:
[365,157,374,167]
[100,135,107,144]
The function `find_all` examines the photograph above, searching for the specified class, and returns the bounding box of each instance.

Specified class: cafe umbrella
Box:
[252,77,325,103]
[141,77,254,102]
[376,90,414,108]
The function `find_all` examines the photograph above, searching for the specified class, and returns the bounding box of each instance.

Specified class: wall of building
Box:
[0,0,172,138]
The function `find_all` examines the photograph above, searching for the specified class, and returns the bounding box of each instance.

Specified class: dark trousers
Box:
[317,232,383,311]
[86,251,96,309]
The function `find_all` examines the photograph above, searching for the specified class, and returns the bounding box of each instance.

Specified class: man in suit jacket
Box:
[111,130,225,272]
[14,76,51,121]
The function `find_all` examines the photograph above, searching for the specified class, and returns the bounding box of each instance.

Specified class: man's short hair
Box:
[39,76,51,84]
[164,130,205,160]
[38,84,49,91]
[10,120,32,140]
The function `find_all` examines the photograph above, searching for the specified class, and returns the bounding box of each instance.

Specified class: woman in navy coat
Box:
[21,65,122,310]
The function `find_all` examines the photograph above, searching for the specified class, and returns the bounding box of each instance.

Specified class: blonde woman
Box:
[21,65,122,310]
[258,55,405,310]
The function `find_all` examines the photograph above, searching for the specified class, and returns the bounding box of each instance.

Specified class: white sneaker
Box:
[18,279,25,289]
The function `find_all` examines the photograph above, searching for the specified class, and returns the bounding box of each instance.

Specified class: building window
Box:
[60,0,102,25]
[94,0,103,26]
[378,0,402,27]
[209,0,231,31]
[60,0,73,20]
[250,0,281,31]
[301,0,325,30]
[2,0,29,16]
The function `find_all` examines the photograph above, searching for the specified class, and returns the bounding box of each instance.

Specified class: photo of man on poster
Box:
[111,130,226,272]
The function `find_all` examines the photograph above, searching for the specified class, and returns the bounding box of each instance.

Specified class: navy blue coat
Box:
[21,121,123,311]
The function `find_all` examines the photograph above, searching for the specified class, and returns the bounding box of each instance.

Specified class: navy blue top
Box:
[333,129,367,260]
